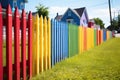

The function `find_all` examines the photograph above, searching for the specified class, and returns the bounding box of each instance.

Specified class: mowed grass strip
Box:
[33,38,120,80]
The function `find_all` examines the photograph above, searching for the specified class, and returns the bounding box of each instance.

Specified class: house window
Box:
[66,19,73,23]
[68,11,71,16]
[20,2,24,9]
[83,20,85,24]
[13,0,17,8]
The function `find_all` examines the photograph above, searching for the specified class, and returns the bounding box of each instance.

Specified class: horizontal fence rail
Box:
[0,4,113,80]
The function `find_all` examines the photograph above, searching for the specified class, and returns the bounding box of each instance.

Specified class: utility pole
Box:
[108,0,112,26]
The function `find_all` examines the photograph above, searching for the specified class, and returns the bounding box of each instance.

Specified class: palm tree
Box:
[36,4,49,18]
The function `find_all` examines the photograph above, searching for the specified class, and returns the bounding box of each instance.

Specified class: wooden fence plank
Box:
[21,9,26,80]
[6,5,13,80]
[0,4,3,80]
[14,7,20,80]
[28,11,32,79]
[36,14,40,74]
[44,17,48,70]
[39,15,43,72]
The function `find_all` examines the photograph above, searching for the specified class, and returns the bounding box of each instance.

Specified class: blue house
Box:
[55,7,89,27]
[0,0,28,10]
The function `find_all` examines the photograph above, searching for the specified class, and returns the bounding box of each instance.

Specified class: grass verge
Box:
[32,38,120,80]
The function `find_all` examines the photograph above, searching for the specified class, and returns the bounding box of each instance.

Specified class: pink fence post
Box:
[28,11,32,79]
[21,9,26,80]
[14,7,20,80]
[6,5,12,80]
[0,4,3,80]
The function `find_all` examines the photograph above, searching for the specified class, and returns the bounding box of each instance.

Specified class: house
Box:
[88,19,100,29]
[55,7,89,27]
[0,0,28,10]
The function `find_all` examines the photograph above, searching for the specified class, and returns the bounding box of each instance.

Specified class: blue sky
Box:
[25,0,120,27]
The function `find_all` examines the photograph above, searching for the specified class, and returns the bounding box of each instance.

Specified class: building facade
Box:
[55,7,89,27]
[0,0,27,10]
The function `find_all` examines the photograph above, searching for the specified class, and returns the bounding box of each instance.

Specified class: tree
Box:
[107,15,120,31]
[118,15,120,27]
[36,4,49,18]
[93,18,105,29]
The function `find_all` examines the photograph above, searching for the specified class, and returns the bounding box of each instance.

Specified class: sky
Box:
[25,0,120,27]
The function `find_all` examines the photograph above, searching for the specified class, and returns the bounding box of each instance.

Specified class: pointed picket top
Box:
[28,11,32,20]
[22,9,26,19]
[7,5,12,16]
[14,7,19,18]
[44,16,47,28]
[36,14,39,23]
[48,18,50,25]
[40,15,43,24]
[44,16,47,22]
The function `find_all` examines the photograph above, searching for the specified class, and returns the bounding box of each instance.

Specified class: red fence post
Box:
[28,11,32,79]
[99,30,101,44]
[0,4,3,80]
[21,9,26,80]
[14,7,20,80]
[6,5,12,80]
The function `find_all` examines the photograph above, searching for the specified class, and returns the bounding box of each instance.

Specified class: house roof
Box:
[55,15,63,21]
[74,7,85,17]
[55,7,87,21]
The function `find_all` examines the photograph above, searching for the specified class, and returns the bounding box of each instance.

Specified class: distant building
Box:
[88,19,100,30]
[0,0,28,10]
[55,7,89,27]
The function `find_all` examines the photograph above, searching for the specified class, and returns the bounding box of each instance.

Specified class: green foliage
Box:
[118,15,120,27]
[93,18,105,29]
[32,38,120,80]
[36,4,49,18]
[108,15,120,31]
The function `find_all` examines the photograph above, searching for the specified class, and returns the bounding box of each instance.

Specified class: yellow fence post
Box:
[32,14,40,75]
[39,15,44,72]
[78,27,84,53]
[36,14,40,74]
[44,16,48,71]
[48,18,51,69]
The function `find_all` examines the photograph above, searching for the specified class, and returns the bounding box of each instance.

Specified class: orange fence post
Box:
[83,27,87,51]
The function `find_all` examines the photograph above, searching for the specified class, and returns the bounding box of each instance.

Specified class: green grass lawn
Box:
[32,38,120,80]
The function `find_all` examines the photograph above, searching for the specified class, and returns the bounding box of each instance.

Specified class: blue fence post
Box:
[103,29,106,41]
[51,19,55,67]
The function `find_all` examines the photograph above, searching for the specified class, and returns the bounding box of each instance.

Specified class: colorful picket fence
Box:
[0,5,32,80]
[32,14,51,75]
[51,20,68,66]
[0,5,113,80]
[78,27,112,53]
